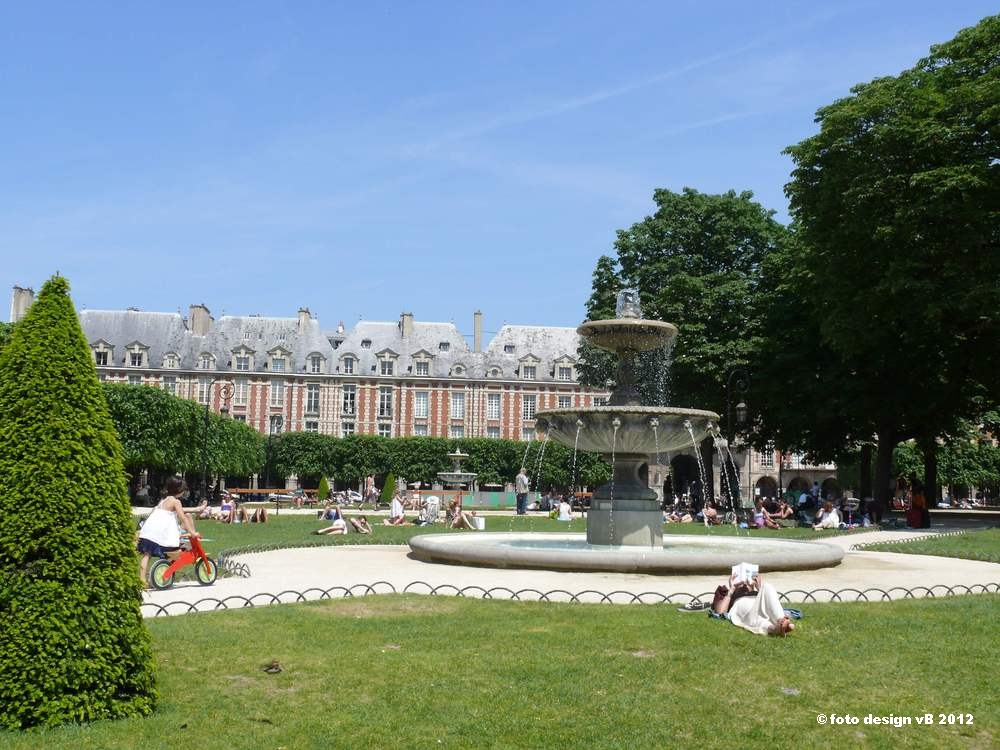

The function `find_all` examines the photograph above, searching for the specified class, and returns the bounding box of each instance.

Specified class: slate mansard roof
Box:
[77,307,585,382]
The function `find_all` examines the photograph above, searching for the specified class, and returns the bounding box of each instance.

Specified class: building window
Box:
[270,379,285,407]
[487,393,501,420]
[233,378,247,406]
[522,365,536,380]
[342,385,356,415]
[309,355,323,374]
[558,366,573,381]
[379,387,393,417]
[557,395,572,409]
[234,414,246,423]
[415,361,429,376]
[414,391,429,418]
[163,353,179,368]
[380,359,394,376]
[235,355,250,371]
[487,426,501,438]
[243,332,252,341]
[306,384,320,413]
[128,374,142,386]
[198,377,211,404]
[759,443,775,469]
[129,351,142,367]
[271,357,285,373]
[199,353,214,370]
[414,424,428,436]
[523,427,535,441]
[489,367,502,377]
[305,420,319,433]
[504,344,515,354]
[450,392,465,420]
[95,350,109,366]
[162,376,176,395]
[450,425,464,439]
[522,395,536,420]
[452,365,465,377]
[593,397,608,407]
[361,339,372,349]
[438,342,450,351]
[342,422,355,437]
[342,357,355,374]
[378,423,392,438]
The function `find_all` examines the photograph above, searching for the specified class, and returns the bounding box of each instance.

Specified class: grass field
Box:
[862,527,1000,563]
[4,594,996,749]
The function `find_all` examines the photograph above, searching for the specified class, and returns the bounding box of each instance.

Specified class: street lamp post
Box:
[202,379,235,502]
[725,367,750,507]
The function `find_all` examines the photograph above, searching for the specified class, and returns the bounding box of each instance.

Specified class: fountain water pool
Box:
[409,290,843,574]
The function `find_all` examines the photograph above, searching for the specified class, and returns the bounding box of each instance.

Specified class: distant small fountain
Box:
[410,290,844,573]
[437,449,477,490]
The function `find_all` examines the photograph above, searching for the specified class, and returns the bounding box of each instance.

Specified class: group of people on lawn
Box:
[313,489,481,534]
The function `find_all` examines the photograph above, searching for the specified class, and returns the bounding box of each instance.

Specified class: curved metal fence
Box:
[140,580,1000,617]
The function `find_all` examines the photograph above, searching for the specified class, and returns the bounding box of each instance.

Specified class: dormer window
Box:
[243,332,252,341]
[95,350,109,366]
[558,366,573,381]
[522,365,536,380]
[504,344,515,354]
[199,353,215,370]
[125,342,149,368]
[381,360,394,375]
[451,364,465,377]
[92,340,113,367]
[489,367,502,378]
[361,339,372,349]
[271,357,285,372]
[439,342,450,352]
[415,361,429,376]
[267,347,291,373]
[235,355,250,371]
[309,354,324,374]
[163,353,180,369]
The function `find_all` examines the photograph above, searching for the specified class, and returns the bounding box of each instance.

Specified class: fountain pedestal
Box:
[586,454,662,547]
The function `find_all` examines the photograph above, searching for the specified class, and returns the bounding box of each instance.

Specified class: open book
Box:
[731,562,759,584]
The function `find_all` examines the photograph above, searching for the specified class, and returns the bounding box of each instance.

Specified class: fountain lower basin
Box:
[408,532,845,574]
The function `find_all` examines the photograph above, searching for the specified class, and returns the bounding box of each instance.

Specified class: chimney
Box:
[473,310,483,353]
[400,312,414,338]
[10,286,35,322]
[298,307,311,334]
[188,304,213,336]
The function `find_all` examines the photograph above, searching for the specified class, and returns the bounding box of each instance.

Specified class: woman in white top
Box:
[812,501,841,530]
[137,477,199,587]
[557,498,573,521]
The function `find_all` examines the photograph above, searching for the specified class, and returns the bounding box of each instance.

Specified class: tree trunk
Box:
[859,443,873,500]
[922,440,938,505]
[872,424,897,524]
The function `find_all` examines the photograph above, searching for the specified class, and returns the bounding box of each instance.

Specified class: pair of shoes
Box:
[678,600,711,612]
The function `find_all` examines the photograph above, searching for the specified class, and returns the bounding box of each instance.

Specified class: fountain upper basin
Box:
[409,532,845,574]
[536,406,720,454]
[578,318,678,353]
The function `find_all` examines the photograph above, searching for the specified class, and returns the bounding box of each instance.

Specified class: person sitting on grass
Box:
[350,515,373,534]
[812,501,841,530]
[698,500,721,525]
[556,496,573,521]
[770,499,794,521]
[194,499,212,520]
[447,498,479,530]
[218,495,237,523]
[315,507,348,535]
[383,492,406,526]
[753,500,781,530]
[711,572,795,637]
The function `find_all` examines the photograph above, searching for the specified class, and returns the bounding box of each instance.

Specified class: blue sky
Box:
[2,2,995,340]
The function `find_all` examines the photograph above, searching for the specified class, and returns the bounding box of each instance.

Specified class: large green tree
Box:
[0,276,156,728]
[784,14,1000,508]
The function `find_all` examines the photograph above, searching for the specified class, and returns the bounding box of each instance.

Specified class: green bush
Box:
[0,276,157,729]
[317,475,330,503]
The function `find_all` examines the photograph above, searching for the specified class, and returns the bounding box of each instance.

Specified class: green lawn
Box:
[4,594,996,749]
[862,528,1000,563]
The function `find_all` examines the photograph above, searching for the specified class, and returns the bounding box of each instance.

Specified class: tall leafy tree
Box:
[0,276,156,728]
[784,14,1000,509]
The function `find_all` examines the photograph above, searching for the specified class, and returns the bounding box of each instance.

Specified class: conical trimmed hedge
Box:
[0,275,157,729]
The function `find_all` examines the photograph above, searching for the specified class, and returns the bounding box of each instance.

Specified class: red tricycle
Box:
[148,534,219,590]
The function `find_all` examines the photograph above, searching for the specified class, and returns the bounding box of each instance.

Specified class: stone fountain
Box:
[437,449,477,489]
[409,290,843,574]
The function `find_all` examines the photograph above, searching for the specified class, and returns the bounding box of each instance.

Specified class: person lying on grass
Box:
[350,515,373,534]
[711,572,795,637]
[314,507,348,534]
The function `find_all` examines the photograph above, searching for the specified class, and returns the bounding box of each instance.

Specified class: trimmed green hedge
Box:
[0,276,157,728]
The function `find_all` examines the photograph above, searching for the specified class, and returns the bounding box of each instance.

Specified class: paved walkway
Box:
[140,525,1000,616]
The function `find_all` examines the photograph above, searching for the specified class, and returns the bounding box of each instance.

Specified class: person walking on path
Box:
[515,467,530,515]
